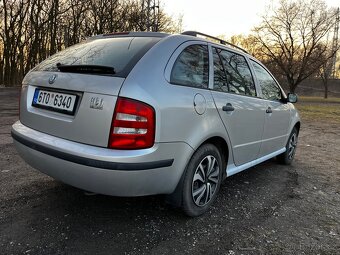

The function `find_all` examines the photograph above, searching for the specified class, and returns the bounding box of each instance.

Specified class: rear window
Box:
[33,37,161,77]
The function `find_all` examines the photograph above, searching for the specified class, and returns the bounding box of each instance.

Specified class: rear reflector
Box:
[108,97,155,149]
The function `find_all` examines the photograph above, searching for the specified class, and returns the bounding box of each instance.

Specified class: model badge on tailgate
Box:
[90,97,104,110]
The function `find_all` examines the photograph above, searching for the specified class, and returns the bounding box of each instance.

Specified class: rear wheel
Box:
[277,127,298,165]
[182,144,223,217]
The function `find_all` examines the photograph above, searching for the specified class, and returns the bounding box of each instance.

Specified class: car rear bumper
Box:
[11,121,193,196]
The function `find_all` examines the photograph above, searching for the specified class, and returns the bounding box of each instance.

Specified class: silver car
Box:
[12,31,300,216]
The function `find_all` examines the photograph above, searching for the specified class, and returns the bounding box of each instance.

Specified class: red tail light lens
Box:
[108,97,155,149]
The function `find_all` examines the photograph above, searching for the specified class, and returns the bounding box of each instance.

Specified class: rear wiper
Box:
[56,63,116,75]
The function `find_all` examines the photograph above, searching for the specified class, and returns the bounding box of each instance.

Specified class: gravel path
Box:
[1,88,339,255]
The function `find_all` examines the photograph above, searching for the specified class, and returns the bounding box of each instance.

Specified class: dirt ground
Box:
[0,88,339,255]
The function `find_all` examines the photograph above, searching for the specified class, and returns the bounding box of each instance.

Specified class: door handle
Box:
[222,103,234,112]
[266,107,272,113]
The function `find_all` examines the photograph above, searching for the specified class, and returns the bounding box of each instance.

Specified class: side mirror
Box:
[287,93,298,103]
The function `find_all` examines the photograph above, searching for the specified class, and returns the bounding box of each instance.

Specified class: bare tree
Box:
[0,0,177,86]
[1,0,31,86]
[253,0,339,93]
[318,44,338,99]
[229,34,263,57]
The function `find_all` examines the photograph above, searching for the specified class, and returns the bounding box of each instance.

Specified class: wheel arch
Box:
[165,135,230,207]
[282,120,300,151]
[199,136,229,179]
[294,121,301,135]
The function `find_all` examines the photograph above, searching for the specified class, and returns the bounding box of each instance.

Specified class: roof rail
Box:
[88,31,169,41]
[181,31,248,54]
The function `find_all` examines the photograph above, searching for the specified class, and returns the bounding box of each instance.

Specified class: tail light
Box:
[108,97,155,149]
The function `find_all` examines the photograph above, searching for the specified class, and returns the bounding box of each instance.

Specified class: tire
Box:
[181,143,223,217]
[277,127,298,165]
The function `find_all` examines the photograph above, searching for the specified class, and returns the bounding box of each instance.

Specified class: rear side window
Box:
[251,60,282,101]
[215,48,256,97]
[33,37,161,77]
[170,45,209,88]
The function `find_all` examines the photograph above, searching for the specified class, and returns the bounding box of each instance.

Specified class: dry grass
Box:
[295,97,340,123]
[298,96,340,104]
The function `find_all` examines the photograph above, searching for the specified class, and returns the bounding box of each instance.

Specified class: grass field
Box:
[298,96,340,103]
[296,97,340,123]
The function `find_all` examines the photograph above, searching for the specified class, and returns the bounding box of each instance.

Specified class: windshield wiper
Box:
[56,63,116,75]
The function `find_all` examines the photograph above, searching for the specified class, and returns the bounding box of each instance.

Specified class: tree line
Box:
[0,0,339,97]
[0,0,176,86]
[230,0,339,97]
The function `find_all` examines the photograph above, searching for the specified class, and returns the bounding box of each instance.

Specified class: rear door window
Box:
[170,44,209,89]
[33,37,161,78]
[214,47,256,97]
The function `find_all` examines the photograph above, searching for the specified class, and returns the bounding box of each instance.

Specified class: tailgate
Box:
[20,71,124,147]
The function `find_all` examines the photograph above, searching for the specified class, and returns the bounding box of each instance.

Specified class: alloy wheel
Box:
[191,155,220,207]
[288,133,297,159]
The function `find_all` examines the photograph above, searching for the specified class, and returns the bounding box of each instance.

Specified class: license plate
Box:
[32,89,78,115]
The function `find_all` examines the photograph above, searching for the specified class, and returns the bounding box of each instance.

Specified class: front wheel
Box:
[277,127,298,165]
[182,144,223,217]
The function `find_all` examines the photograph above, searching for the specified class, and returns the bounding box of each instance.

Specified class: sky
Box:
[163,0,340,37]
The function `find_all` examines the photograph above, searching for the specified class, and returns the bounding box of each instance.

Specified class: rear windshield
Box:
[33,37,161,77]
